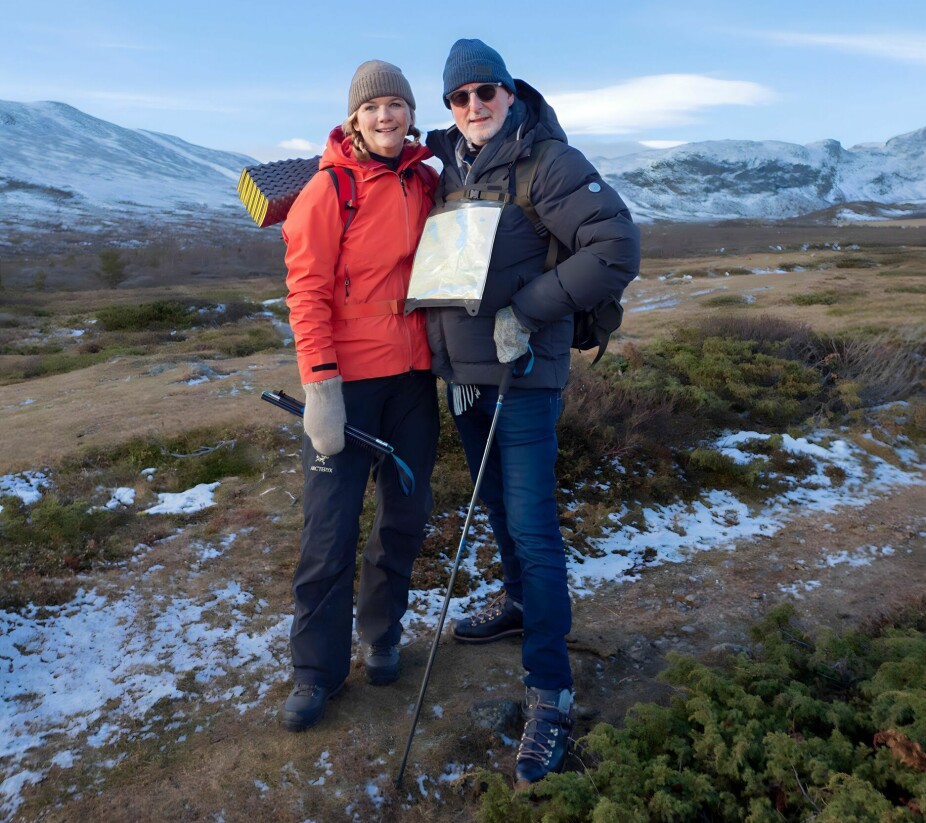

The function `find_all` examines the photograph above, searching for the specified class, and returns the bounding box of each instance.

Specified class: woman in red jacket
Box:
[280,60,439,731]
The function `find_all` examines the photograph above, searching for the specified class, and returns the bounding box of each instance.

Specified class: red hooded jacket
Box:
[283,128,437,384]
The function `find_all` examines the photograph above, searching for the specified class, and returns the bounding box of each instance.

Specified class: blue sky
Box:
[2,1,924,162]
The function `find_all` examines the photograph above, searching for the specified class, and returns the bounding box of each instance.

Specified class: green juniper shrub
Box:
[688,314,813,360]
[479,604,926,822]
[96,300,197,331]
[704,294,750,307]
[637,329,824,427]
[555,321,920,532]
[95,299,264,332]
[685,447,764,488]
[559,324,825,505]
[792,291,842,306]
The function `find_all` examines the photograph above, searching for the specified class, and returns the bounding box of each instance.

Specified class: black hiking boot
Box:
[451,590,523,644]
[514,687,574,787]
[362,642,399,686]
[280,680,344,732]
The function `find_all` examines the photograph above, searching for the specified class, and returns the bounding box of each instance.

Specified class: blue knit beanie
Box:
[442,39,516,108]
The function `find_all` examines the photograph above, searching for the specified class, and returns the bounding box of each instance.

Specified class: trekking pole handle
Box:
[261,390,389,450]
[498,364,514,397]
[260,389,415,495]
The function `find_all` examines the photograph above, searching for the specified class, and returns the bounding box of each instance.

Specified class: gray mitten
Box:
[494,306,530,363]
[302,376,346,455]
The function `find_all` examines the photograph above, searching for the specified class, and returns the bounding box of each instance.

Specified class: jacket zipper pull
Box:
[345,270,351,297]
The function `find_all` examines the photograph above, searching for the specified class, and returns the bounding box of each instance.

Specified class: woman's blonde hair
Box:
[342,101,421,163]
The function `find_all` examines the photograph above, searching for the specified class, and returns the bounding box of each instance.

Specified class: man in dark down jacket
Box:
[427,39,640,785]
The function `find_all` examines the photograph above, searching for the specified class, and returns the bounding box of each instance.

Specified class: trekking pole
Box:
[260,389,415,496]
[395,365,515,788]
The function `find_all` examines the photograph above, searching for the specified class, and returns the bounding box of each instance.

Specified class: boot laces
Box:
[471,591,509,624]
[517,716,566,766]
[517,694,572,767]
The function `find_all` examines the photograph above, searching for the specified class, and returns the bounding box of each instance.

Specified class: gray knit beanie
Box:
[442,39,516,108]
[347,60,415,115]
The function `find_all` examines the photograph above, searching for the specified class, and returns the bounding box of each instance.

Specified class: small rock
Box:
[468,699,520,736]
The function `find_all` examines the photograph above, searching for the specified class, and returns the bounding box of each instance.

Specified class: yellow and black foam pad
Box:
[237,156,321,228]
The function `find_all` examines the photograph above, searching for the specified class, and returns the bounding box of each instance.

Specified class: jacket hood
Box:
[426,80,567,164]
[320,126,433,177]
[513,80,568,144]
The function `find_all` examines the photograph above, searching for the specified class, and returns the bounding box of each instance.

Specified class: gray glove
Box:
[302,376,346,455]
[493,306,531,363]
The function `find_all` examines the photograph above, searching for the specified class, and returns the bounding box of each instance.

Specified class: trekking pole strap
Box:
[260,390,415,495]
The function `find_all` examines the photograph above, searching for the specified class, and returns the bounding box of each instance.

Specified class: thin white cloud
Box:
[760,31,926,65]
[640,140,687,149]
[279,138,325,154]
[546,74,777,135]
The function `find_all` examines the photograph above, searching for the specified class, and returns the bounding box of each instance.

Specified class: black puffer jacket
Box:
[424,80,640,389]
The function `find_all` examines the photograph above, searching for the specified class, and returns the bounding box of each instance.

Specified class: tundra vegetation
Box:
[0,220,924,821]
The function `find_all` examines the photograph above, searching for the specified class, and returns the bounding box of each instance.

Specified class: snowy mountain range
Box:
[593,129,926,222]
[0,100,257,243]
[2,100,925,245]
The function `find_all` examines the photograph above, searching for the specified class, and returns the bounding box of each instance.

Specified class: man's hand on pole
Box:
[302,376,346,455]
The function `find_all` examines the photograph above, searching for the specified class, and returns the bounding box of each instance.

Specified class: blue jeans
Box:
[449,384,572,691]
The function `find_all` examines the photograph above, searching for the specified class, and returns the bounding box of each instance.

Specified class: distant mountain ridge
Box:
[593,128,926,222]
[1,100,925,244]
[0,100,257,241]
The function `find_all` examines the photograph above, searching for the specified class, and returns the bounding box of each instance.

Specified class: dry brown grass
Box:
[3,220,926,822]
[627,224,926,349]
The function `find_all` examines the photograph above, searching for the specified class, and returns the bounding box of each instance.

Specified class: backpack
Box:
[237,155,431,234]
[439,139,624,365]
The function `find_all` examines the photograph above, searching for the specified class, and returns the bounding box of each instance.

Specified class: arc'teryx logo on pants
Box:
[311,454,334,474]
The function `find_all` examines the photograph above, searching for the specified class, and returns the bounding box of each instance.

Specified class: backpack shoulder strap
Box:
[324,166,357,234]
[513,139,561,271]
[412,164,437,200]
[512,139,558,227]
[434,140,561,269]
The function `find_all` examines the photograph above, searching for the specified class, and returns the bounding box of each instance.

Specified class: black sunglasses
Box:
[445,82,504,108]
